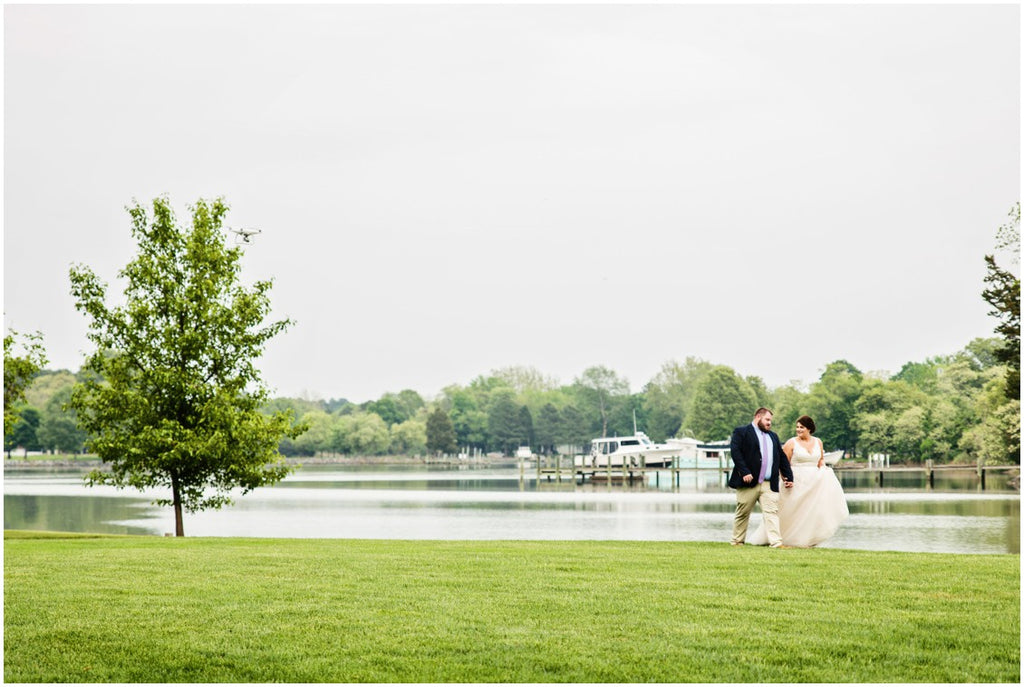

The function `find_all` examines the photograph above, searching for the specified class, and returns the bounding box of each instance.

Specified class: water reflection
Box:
[4,493,157,536]
[3,464,1019,554]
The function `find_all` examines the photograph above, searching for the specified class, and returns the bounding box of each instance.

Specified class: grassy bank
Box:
[3,532,1019,683]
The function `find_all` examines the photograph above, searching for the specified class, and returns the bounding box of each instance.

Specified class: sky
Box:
[3,2,1020,403]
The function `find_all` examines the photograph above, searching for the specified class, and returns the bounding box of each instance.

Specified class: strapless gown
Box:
[749,439,849,547]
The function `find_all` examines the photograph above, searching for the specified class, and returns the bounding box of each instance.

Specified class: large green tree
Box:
[982,203,1020,399]
[69,196,304,536]
[441,385,488,449]
[293,410,335,456]
[3,329,47,437]
[573,365,629,437]
[688,366,758,441]
[389,418,428,455]
[363,390,424,426]
[854,379,927,462]
[805,360,863,456]
[959,374,1020,464]
[333,413,390,455]
[641,358,714,441]
[37,387,88,455]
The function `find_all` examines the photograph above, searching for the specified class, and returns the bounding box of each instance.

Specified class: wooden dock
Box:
[834,461,1018,489]
[522,457,1018,490]
[526,454,731,489]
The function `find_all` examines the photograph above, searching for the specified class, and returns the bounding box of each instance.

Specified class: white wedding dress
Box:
[749,438,849,547]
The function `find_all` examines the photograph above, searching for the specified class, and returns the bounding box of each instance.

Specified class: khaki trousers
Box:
[732,481,781,546]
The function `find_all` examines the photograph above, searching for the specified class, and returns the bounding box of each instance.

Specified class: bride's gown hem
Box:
[747,439,849,548]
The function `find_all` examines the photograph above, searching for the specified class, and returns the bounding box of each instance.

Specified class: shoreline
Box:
[2,454,513,470]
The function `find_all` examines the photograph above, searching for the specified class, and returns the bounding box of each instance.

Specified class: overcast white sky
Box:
[3,3,1020,403]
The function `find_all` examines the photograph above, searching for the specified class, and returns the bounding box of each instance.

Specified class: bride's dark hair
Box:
[796,415,816,434]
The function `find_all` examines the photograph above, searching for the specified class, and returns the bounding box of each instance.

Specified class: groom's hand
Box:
[742,474,753,484]
[783,478,793,488]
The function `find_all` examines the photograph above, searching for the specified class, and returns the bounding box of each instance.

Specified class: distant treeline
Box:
[7,336,1018,466]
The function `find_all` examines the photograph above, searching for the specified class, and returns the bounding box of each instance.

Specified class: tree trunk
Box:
[171,472,185,537]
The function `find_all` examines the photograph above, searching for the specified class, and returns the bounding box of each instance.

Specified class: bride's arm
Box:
[782,438,795,461]
[817,438,825,468]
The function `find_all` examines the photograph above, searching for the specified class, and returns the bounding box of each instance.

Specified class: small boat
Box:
[514,446,534,460]
[665,436,729,467]
[823,450,844,466]
[573,431,682,468]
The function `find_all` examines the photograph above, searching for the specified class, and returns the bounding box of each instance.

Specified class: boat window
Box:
[621,440,640,447]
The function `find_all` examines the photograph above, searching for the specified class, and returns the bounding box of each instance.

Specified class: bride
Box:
[749,415,848,547]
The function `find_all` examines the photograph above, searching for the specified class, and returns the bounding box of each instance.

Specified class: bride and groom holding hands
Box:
[729,407,848,548]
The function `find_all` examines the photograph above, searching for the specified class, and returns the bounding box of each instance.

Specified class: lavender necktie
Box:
[758,432,769,483]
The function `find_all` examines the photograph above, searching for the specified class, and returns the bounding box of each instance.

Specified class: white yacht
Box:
[573,431,683,468]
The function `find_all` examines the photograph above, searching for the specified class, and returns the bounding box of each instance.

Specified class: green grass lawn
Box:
[3,531,1019,683]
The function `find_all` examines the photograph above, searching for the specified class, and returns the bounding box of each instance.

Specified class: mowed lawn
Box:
[3,532,1019,683]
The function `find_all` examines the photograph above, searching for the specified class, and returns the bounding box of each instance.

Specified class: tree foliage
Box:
[68,197,304,536]
[804,360,863,455]
[534,403,562,455]
[4,406,41,457]
[334,413,390,455]
[982,204,1020,399]
[688,366,758,441]
[425,406,458,455]
[642,358,714,441]
[37,386,88,455]
[487,389,529,454]
[573,365,629,437]
[4,329,47,437]
[389,418,428,455]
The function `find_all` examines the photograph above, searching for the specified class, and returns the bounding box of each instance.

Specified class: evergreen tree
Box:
[516,405,535,449]
[982,260,1020,399]
[4,406,41,457]
[487,390,525,455]
[981,202,1020,399]
[534,403,562,454]
[558,404,590,449]
[425,406,458,455]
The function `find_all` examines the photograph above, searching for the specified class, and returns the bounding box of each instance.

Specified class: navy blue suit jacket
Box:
[727,423,793,492]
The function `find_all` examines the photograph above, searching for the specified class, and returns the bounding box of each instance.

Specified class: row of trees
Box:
[268,338,1017,465]
[3,369,87,456]
[14,336,1015,465]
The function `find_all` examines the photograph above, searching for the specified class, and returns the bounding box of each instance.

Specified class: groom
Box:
[728,407,793,547]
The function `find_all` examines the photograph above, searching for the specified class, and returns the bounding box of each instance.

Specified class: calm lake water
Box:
[4,463,1019,554]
